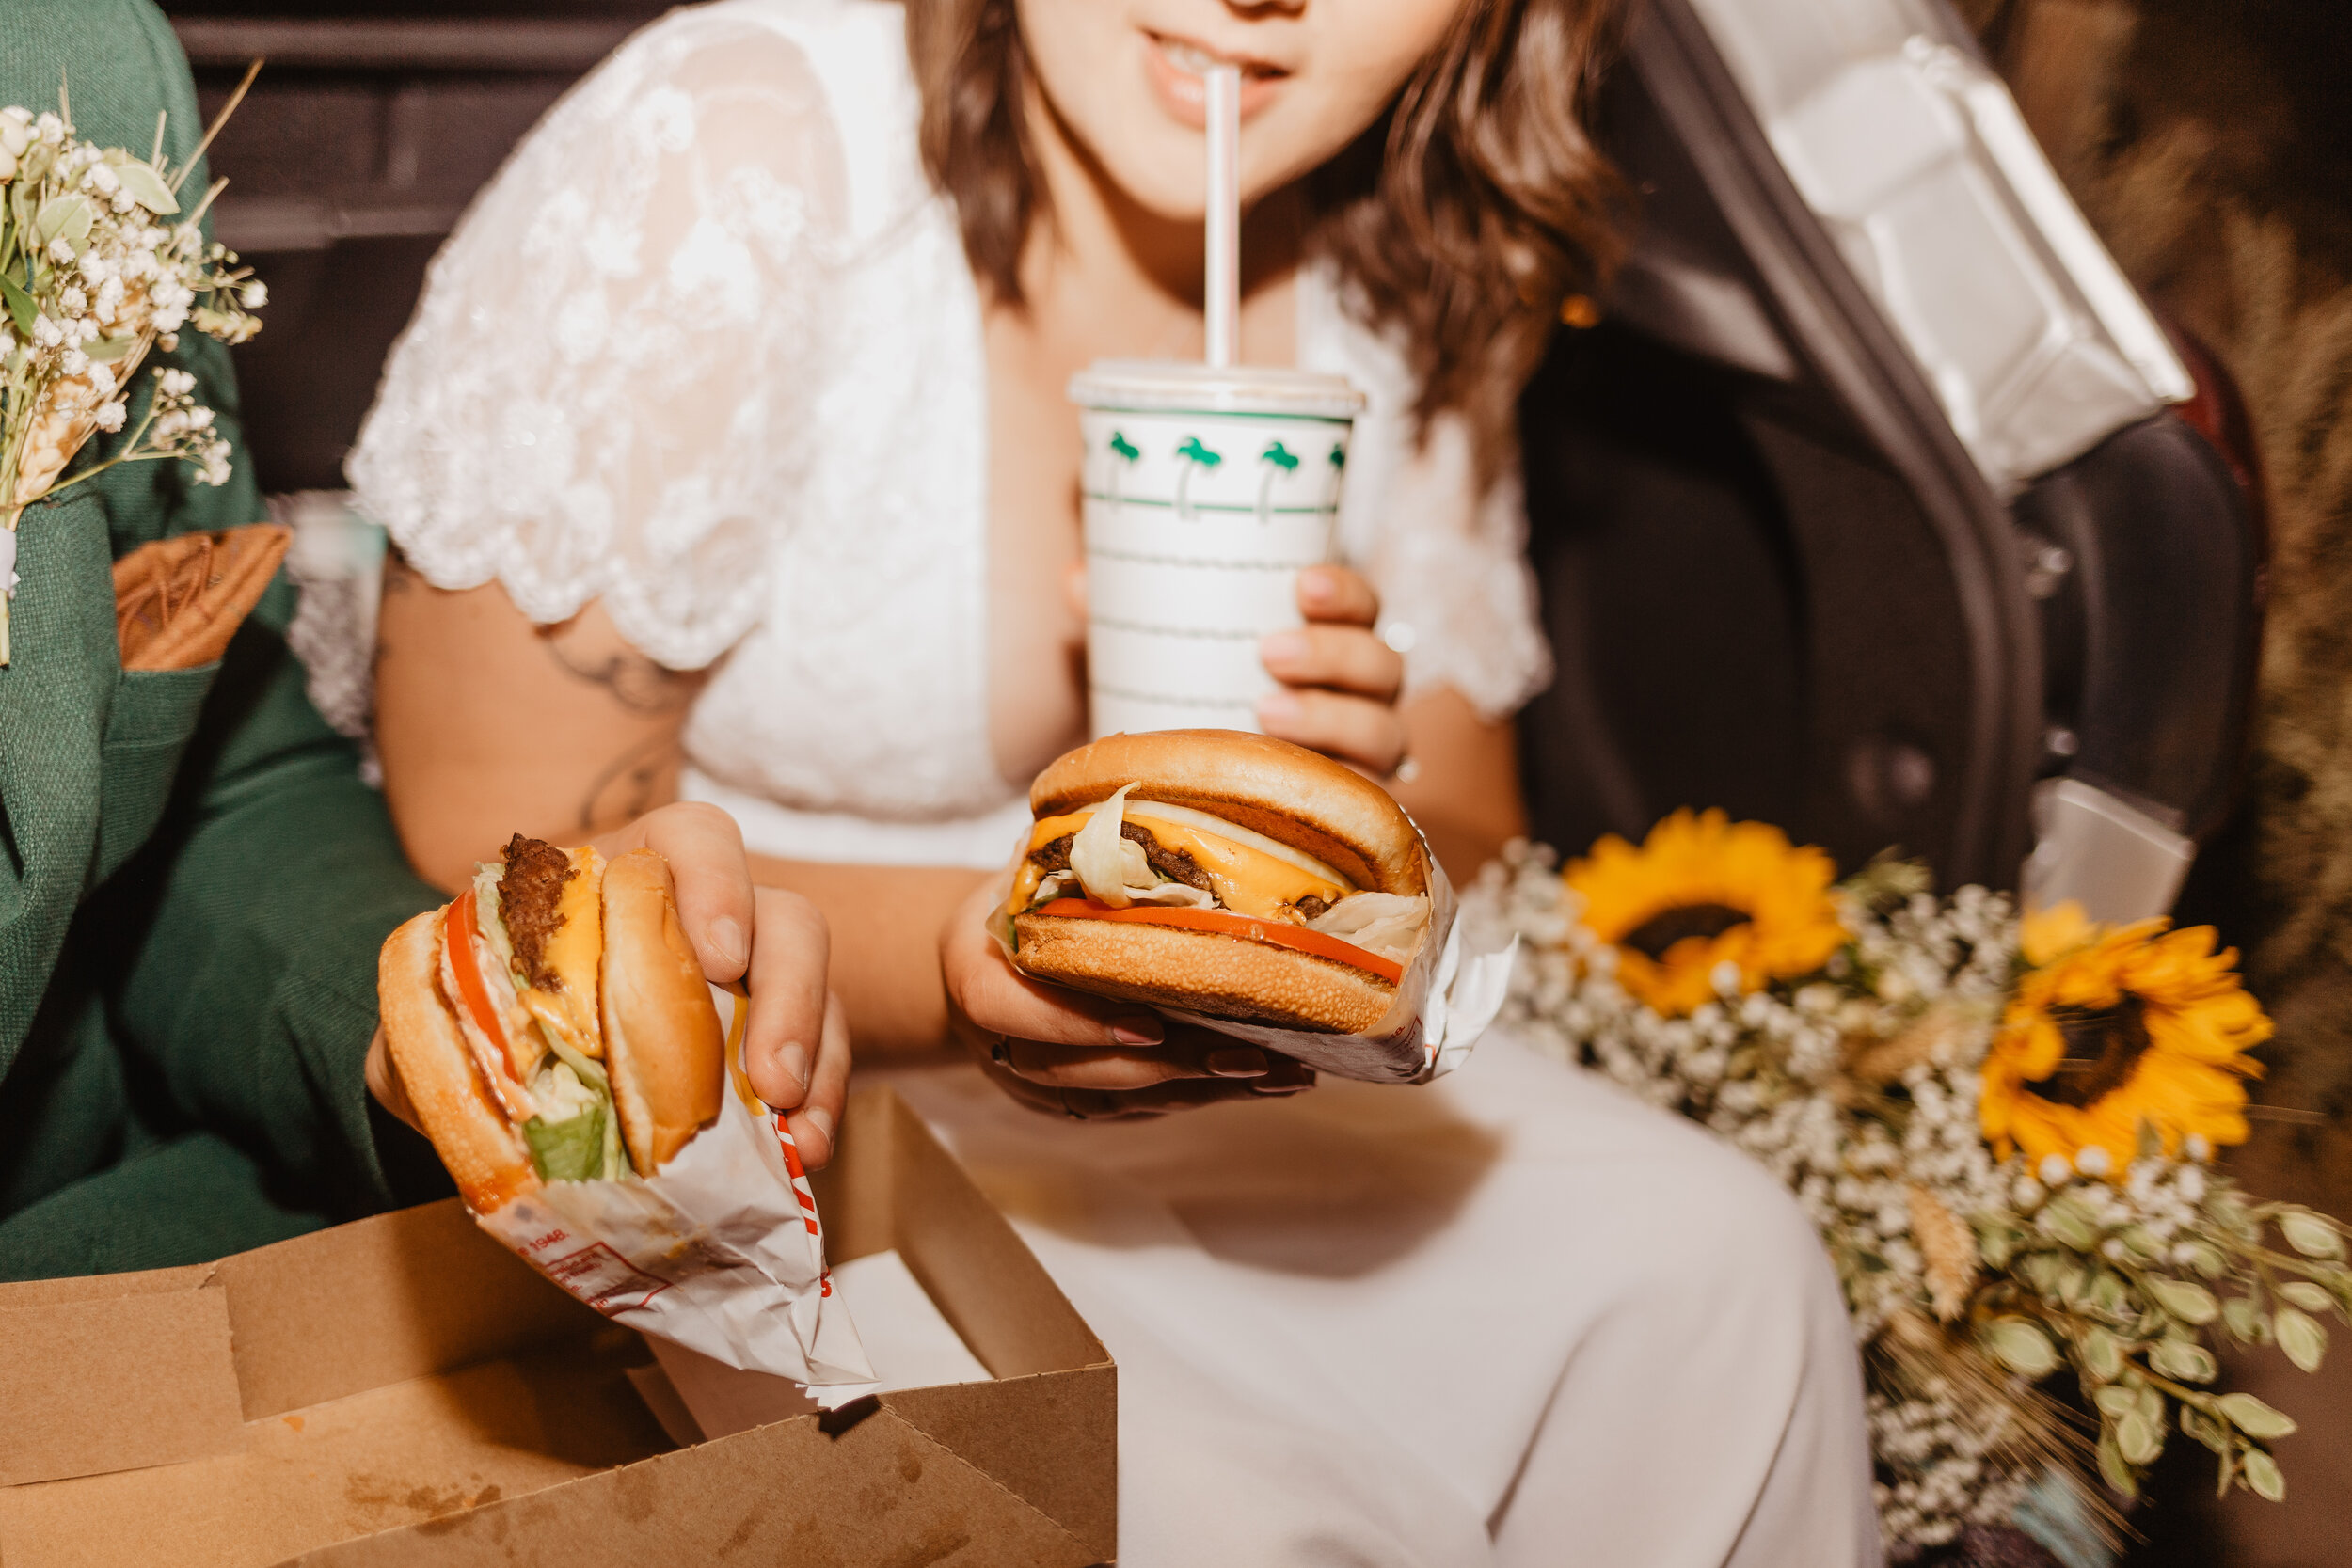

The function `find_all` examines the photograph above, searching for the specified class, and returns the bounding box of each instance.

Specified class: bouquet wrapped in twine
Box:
[0,73,264,663]
[1468,811,2351,1562]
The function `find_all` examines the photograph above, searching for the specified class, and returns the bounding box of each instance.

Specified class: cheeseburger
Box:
[1006,731,1432,1034]
[378,835,724,1212]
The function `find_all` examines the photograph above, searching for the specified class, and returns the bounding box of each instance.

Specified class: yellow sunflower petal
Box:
[1564,810,1845,1019]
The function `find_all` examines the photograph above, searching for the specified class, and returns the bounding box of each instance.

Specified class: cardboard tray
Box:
[0,1089,1115,1566]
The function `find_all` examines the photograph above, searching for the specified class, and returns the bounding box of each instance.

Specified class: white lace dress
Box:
[350,3,1880,1561]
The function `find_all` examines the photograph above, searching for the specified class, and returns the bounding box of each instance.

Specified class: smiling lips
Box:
[1145,33,1289,127]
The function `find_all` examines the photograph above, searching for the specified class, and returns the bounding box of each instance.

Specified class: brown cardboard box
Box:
[0,1089,1115,1566]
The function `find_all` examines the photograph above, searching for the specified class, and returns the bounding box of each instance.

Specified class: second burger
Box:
[1002,730,1433,1035]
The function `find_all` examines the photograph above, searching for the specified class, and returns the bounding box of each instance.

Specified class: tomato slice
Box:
[445,888,532,1115]
[1028,898,1406,984]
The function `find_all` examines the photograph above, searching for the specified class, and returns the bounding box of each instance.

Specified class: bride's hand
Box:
[939,879,1315,1119]
[1255,565,1406,776]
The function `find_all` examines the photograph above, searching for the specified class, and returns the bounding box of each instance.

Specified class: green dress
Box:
[0,0,445,1277]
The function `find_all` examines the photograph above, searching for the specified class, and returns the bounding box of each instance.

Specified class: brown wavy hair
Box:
[906,0,1630,483]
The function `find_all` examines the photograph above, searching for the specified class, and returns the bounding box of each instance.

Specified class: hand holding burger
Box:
[368,800,849,1173]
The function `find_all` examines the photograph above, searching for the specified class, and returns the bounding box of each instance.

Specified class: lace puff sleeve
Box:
[1309,273,1554,722]
[347,14,848,671]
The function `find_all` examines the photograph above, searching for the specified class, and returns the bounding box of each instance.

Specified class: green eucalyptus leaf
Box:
[0,269,31,335]
[1982,1316,2059,1379]
[2152,1338,2218,1383]
[2119,1226,2165,1263]
[2022,1252,2070,1298]
[112,159,177,214]
[2118,1408,2166,1465]
[2097,1430,2139,1497]
[1979,1224,2019,1270]
[2082,1326,2125,1382]
[2041,1196,2103,1251]
[2217,1391,2297,1439]
[2091,1268,2131,1315]
[2150,1276,2221,1325]
[2278,1281,2333,1314]
[2275,1307,2327,1373]
[2279,1211,2345,1259]
[35,192,90,245]
[85,334,138,363]
[2181,1406,2229,1453]
[2179,1239,2228,1279]
[2223,1295,2265,1343]
[2137,1382,2166,1427]
[2243,1446,2285,1502]
[2094,1384,2140,1418]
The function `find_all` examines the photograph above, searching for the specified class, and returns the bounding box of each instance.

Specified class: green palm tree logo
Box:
[1105,429,1140,511]
[1174,435,1222,518]
[1256,439,1299,522]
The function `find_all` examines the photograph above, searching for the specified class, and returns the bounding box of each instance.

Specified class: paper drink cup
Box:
[1069,360,1367,738]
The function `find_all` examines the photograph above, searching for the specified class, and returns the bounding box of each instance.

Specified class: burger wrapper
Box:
[996,833,1517,1085]
[471,985,878,1411]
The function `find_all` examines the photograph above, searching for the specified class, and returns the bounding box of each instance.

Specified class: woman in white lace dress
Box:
[350,0,1881,1560]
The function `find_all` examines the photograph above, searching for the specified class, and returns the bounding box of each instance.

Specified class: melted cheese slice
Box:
[518,846,606,1061]
[1014,804,1349,921]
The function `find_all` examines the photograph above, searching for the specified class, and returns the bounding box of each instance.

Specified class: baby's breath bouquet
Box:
[0,78,265,664]
[1468,812,2352,1562]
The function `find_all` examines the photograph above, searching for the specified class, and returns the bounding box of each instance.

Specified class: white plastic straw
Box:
[1204,63,1241,368]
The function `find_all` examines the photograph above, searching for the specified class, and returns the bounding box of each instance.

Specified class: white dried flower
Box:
[92,399,126,433]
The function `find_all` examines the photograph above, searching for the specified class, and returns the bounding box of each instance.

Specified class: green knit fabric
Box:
[0,0,445,1279]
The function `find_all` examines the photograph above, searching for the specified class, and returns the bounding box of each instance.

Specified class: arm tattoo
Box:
[539,620,698,715]
[579,731,679,832]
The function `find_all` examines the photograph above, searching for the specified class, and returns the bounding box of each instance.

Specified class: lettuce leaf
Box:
[524,1104,610,1183]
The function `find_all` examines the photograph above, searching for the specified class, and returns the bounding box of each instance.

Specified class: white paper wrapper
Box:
[473,986,877,1408]
[1000,827,1516,1085]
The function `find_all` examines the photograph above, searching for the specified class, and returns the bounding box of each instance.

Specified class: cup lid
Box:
[1067,359,1366,419]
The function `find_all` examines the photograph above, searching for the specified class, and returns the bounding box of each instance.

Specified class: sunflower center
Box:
[2032,994,2153,1108]
[1621,903,1752,961]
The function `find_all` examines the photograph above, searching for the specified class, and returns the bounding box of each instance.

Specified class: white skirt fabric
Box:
[880,1027,1883,1567]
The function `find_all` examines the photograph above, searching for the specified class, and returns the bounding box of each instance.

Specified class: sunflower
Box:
[1565,809,1848,1016]
[1980,911,2270,1173]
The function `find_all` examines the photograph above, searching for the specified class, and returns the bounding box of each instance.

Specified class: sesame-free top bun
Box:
[1012,910,1397,1034]
[1030,729,1424,895]
[598,848,725,1176]
[377,911,539,1212]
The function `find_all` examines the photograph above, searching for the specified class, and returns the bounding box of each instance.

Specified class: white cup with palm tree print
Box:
[1068,360,1367,738]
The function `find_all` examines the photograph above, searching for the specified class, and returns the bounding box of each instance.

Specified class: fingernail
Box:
[1257,690,1302,730]
[802,1104,836,1147]
[779,1041,811,1093]
[1252,1079,1311,1095]
[1111,1017,1163,1047]
[1260,629,1308,667]
[1206,1048,1269,1078]
[706,915,747,975]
